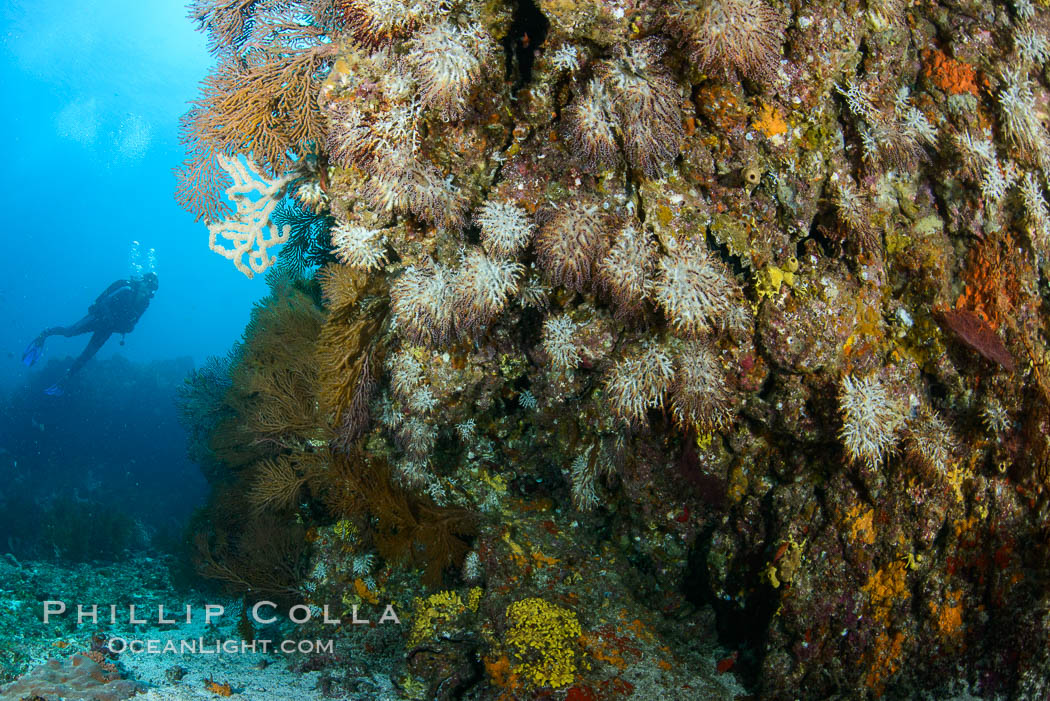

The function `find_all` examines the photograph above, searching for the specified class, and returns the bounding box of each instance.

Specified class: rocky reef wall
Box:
[176,0,1050,697]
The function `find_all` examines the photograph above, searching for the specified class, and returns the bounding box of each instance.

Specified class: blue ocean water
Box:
[0,0,264,554]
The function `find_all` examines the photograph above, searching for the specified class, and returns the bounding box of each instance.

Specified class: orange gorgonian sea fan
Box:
[176,0,337,222]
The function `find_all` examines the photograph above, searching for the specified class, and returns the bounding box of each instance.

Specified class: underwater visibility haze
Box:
[6,0,1050,699]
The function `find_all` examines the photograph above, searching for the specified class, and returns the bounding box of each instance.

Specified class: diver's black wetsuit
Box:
[22,273,158,392]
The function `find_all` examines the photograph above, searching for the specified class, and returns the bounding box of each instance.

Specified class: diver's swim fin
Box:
[21,337,44,367]
[43,383,63,397]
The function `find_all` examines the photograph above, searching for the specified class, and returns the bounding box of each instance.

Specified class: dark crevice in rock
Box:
[502,0,549,89]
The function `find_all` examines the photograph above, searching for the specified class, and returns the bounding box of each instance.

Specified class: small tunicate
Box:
[742,165,764,186]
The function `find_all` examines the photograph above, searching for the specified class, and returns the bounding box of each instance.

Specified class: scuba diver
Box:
[21,273,159,395]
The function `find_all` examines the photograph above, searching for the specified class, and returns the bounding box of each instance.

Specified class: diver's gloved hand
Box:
[43,383,64,397]
[21,337,44,367]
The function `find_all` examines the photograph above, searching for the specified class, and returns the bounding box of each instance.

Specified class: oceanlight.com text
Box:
[108,637,336,655]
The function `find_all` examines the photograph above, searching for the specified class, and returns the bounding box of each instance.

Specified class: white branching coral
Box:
[396,458,433,488]
[549,43,582,73]
[207,153,293,279]
[1014,0,1036,20]
[865,0,905,31]
[352,553,375,576]
[980,159,1015,205]
[955,131,997,178]
[330,222,388,271]
[407,382,438,415]
[664,0,785,81]
[391,263,455,346]
[858,126,882,167]
[1021,171,1050,253]
[363,157,469,230]
[338,0,444,47]
[535,203,609,290]
[296,181,328,214]
[839,81,933,168]
[462,551,482,582]
[397,416,438,460]
[899,107,938,147]
[327,105,376,167]
[670,343,732,430]
[833,177,871,233]
[839,80,881,122]
[328,102,420,170]
[1015,25,1050,66]
[389,350,426,404]
[999,68,1046,158]
[519,390,538,410]
[652,242,738,336]
[566,78,620,172]
[388,349,439,416]
[597,224,654,316]
[604,344,675,424]
[542,315,582,370]
[599,340,733,428]
[600,40,684,177]
[518,273,549,309]
[474,200,536,258]
[324,46,420,164]
[456,418,476,443]
[570,447,599,511]
[453,250,523,331]
[566,40,683,176]
[902,409,957,474]
[376,396,404,429]
[893,89,938,147]
[323,47,472,230]
[837,374,905,467]
[981,397,1012,434]
[406,21,492,121]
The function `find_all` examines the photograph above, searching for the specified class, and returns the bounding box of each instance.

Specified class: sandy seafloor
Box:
[93,619,341,701]
[0,549,750,700]
[0,554,398,701]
